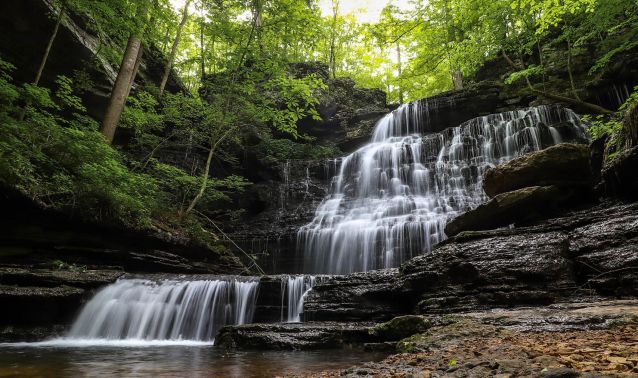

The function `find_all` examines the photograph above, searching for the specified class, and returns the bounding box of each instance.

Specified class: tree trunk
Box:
[100,35,142,143]
[125,44,144,98]
[328,0,339,78]
[200,15,206,79]
[452,69,463,90]
[35,4,63,86]
[159,0,192,97]
[566,35,581,101]
[396,42,404,103]
[19,3,63,121]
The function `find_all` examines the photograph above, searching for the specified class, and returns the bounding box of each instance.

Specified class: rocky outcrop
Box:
[445,185,571,237]
[0,185,244,275]
[483,143,593,198]
[0,268,122,341]
[626,103,638,146]
[303,201,638,321]
[304,269,407,322]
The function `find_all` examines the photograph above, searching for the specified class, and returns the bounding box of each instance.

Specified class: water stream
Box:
[298,104,585,274]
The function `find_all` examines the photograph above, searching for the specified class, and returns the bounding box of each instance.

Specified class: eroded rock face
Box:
[304,202,638,320]
[483,143,593,198]
[626,103,638,147]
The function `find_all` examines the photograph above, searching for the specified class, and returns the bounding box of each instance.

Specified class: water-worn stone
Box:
[483,143,593,198]
[445,185,574,236]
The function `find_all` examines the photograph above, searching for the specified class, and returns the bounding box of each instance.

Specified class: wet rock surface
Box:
[0,267,123,341]
[216,321,376,350]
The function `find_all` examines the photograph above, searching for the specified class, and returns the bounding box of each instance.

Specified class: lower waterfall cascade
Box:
[66,278,259,342]
[298,104,587,274]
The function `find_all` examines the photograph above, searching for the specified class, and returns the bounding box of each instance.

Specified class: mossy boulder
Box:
[483,143,592,198]
[369,315,433,341]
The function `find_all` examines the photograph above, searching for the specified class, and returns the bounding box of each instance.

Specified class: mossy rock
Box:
[369,315,433,341]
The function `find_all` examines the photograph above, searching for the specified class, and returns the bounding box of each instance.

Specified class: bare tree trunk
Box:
[328,0,339,78]
[396,42,404,103]
[35,4,63,85]
[159,0,192,97]
[566,35,581,101]
[182,126,234,217]
[200,12,206,79]
[100,35,142,143]
[19,3,63,121]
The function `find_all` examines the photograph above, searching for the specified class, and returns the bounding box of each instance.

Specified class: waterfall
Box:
[281,275,318,322]
[67,278,259,343]
[298,104,586,274]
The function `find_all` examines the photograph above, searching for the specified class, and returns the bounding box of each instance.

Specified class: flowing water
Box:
[281,275,319,322]
[65,278,259,343]
[298,104,585,274]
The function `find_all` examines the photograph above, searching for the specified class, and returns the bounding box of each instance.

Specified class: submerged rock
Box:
[483,143,593,198]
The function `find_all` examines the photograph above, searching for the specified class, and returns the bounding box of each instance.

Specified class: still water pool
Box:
[0,342,384,378]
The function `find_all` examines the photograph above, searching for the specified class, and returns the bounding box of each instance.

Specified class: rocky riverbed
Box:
[296,300,638,377]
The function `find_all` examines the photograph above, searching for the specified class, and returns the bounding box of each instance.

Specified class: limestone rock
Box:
[483,143,593,198]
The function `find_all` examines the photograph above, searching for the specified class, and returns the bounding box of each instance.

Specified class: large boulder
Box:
[445,185,574,237]
[483,144,593,198]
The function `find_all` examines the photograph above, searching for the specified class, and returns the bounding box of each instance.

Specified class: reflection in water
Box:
[0,345,385,378]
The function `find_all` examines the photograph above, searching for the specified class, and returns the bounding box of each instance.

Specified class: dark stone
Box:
[216,321,376,350]
[625,102,638,147]
[483,143,593,198]
[445,185,575,237]
[601,145,638,199]
[0,185,245,275]
[303,269,407,322]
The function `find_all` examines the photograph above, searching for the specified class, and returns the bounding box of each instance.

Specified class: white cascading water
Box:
[66,278,259,343]
[298,104,586,274]
[281,275,318,322]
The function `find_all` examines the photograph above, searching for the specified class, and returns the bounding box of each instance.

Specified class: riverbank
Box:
[299,300,638,377]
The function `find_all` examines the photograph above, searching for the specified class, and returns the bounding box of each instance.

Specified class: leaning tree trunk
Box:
[158,0,192,97]
[100,35,142,143]
[19,3,63,121]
